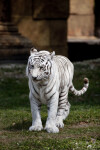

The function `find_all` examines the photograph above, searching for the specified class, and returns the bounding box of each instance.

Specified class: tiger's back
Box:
[53,55,74,90]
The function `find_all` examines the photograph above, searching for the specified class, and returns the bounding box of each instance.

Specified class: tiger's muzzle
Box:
[32,76,37,81]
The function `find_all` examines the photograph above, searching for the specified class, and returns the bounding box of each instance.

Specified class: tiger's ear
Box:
[50,51,55,59]
[30,47,37,55]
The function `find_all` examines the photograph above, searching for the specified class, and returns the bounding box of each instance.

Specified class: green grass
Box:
[0,60,100,150]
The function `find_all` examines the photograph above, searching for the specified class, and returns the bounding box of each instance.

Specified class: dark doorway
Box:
[94,0,100,37]
[68,1,100,62]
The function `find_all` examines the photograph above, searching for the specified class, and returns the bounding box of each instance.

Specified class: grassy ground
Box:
[0,59,100,150]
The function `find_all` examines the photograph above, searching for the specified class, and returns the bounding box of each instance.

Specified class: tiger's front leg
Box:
[45,92,59,133]
[29,93,43,131]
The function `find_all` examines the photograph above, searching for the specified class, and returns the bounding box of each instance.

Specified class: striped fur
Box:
[26,48,89,133]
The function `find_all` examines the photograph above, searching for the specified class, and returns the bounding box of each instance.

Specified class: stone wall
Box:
[0,0,33,62]
[68,0,95,37]
[7,0,96,60]
[11,0,69,56]
[11,0,95,41]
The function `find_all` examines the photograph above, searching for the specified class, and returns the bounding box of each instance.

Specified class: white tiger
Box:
[26,48,89,133]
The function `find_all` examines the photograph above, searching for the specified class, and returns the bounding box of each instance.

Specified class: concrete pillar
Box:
[0,0,32,62]
[95,0,100,37]
[32,0,68,56]
[0,0,11,22]
[68,0,94,37]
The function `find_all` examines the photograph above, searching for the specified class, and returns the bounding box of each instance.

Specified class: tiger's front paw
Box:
[44,125,59,133]
[29,125,43,131]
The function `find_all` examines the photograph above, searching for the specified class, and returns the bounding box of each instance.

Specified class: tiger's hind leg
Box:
[62,101,70,120]
[56,89,70,128]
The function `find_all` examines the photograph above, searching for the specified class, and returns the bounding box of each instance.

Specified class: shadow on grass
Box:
[4,120,31,131]
[4,117,47,132]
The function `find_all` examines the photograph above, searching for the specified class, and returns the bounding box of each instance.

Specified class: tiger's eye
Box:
[46,72,49,75]
[40,66,44,70]
[31,65,34,68]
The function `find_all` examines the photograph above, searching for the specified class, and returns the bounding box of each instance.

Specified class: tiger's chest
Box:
[39,88,47,104]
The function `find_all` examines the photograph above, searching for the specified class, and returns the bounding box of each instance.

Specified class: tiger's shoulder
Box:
[53,55,74,69]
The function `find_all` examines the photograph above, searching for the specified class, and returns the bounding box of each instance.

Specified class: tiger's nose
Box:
[32,76,37,80]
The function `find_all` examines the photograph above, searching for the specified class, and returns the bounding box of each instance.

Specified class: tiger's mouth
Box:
[32,77,39,81]
[32,76,43,82]
[32,77,49,83]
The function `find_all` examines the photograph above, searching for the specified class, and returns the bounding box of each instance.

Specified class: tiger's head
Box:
[26,48,55,82]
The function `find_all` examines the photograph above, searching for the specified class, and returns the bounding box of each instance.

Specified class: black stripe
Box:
[45,80,56,94]
[60,90,65,94]
[57,114,62,116]
[65,109,68,112]
[58,107,65,110]
[59,93,67,100]
[47,92,56,101]
[32,93,40,102]
[33,84,39,95]
[40,58,45,62]
[58,102,66,106]
[49,60,52,75]
[59,92,67,98]
[59,97,67,102]
[38,104,41,110]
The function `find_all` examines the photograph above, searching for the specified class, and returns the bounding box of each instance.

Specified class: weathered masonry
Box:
[0,0,100,62]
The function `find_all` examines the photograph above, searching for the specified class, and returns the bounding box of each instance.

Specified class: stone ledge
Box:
[68,36,100,45]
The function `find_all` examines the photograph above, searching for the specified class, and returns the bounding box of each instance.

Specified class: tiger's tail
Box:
[69,78,89,96]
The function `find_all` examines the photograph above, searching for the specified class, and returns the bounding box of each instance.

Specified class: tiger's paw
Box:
[29,125,43,131]
[44,125,59,133]
[56,116,64,128]
[56,121,64,128]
